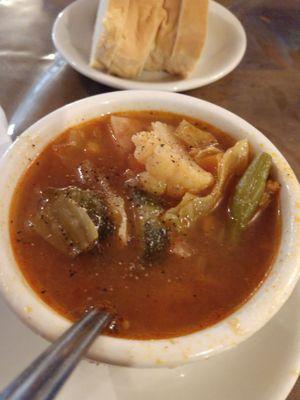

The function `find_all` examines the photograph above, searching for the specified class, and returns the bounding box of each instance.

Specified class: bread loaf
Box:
[165,0,209,77]
[145,0,181,71]
[90,0,165,78]
[90,0,209,79]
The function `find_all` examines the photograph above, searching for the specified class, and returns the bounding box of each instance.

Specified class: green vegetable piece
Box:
[32,195,98,257]
[174,120,217,148]
[143,221,169,261]
[77,161,129,244]
[163,139,250,232]
[32,186,113,257]
[229,152,272,229]
[47,187,114,239]
[131,189,169,261]
[131,189,164,218]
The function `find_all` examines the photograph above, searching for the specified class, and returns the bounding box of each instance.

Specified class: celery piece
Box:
[230,152,272,229]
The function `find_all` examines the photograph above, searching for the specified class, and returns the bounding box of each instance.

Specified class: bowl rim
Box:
[0,91,299,368]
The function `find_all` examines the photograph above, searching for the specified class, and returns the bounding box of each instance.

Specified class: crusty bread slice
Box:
[90,0,130,71]
[165,0,209,77]
[90,0,165,79]
[145,0,181,71]
[108,0,165,78]
[90,0,208,79]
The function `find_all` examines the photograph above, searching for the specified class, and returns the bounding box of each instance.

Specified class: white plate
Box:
[0,284,299,399]
[52,0,247,92]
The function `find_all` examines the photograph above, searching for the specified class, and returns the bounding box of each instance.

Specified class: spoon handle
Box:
[0,309,112,400]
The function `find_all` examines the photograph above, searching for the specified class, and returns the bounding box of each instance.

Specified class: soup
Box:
[10,111,281,339]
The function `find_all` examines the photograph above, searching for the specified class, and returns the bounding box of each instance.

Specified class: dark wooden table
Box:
[0,1,299,398]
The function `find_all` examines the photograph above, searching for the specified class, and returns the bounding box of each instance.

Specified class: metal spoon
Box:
[0,309,112,400]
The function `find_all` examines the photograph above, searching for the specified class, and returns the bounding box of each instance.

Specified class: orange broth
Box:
[10,111,281,339]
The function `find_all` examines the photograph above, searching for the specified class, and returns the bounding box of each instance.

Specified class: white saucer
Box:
[0,283,298,399]
[52,0,247,92]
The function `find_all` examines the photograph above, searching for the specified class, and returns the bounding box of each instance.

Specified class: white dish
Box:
[52,0,247,91]
[0,285,299,400]
[0,91,299,369]
[0,106,10,156]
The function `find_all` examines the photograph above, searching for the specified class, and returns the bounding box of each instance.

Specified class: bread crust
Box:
[166,0,209,77]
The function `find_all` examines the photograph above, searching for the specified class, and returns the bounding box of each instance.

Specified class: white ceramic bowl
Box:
[0,91,299,368]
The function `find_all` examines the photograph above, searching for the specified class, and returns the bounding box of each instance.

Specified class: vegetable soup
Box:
[10,111,281,339]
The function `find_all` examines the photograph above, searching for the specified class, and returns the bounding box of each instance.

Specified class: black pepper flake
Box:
[41,289,46,294]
